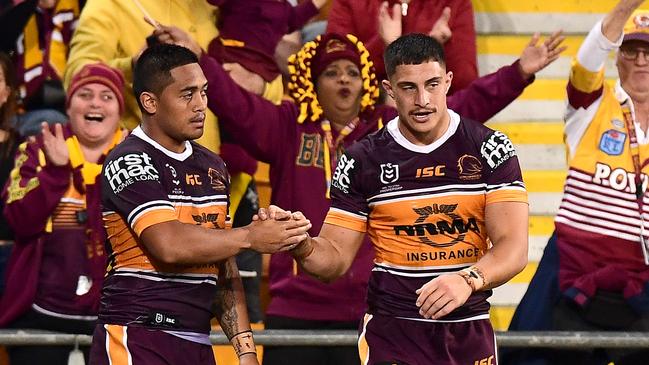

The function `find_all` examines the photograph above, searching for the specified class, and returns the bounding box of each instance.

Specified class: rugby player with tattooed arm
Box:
[89,44,310,365]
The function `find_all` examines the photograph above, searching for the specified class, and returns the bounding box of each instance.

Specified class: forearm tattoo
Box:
[213,258,240,338]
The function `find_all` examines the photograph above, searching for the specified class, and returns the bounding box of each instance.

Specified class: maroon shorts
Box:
[358,313,497,365]
[89,324,216,365]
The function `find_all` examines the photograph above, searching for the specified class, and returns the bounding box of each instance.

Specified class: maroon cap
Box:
[310,33,362,81]
[66,63,125,113]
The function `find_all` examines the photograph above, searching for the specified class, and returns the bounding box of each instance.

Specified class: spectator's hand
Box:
[41,122,69,166]
[153,25,202,57]
[429,7,452,44]
[245,215,312,253]
[378,1,403,46]
[415,273,472,319]
[518,30,567,80]
[223,63,265,96]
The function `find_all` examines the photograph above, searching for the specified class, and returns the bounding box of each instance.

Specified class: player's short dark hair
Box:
[383,33,446,78]
[133,44,198,112]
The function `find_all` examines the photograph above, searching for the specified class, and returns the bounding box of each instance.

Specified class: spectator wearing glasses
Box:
[507,1,649,365]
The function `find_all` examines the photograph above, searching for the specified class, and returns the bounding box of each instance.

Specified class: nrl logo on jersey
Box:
[165,163,180,185]
[379,163,399,184]
[104,152,159,193]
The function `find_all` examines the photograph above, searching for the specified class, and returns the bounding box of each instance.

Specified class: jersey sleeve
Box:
[324,151,369,232]
[101,149,176,236]
[479,130,528,205]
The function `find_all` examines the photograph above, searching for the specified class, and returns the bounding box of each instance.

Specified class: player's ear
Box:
[140,92,157,114]
[445,71,453,94]
[382,80,395,100]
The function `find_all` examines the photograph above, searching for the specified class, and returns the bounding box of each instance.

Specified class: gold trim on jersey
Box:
[324,208,367,232]
[132,209,177,236]
[486,188,528,204]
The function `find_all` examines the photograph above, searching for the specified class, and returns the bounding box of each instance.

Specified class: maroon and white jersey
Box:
[325,110,528,321]
[99,127,230,334]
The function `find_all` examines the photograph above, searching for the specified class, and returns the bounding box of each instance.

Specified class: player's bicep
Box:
[138,220,185,263]
[485,201,529,247]
[318,222,365,270]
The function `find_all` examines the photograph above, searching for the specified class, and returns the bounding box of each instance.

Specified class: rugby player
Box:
[286,33,529,365]
[89,44,310,365]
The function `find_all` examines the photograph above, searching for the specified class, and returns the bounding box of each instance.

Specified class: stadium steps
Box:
[476,0,577,330]
[475,0,579,329]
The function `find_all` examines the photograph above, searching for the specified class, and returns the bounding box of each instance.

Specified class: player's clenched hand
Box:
[245,216,311,253]
[279,211,311,251]
[255,205,292,221]
[415,273,472,320]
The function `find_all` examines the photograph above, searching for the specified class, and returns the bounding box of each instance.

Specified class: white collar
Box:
[386,109,460,153]
[131,126,193,161]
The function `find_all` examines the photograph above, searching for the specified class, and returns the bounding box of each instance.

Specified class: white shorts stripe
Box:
[104,325,112,365]
[395,313,490,323]
[123,326,133,365]
[359,314,372,365]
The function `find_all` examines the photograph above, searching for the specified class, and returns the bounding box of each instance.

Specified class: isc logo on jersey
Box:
[104,152,159,193]
[480,131,516,169]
